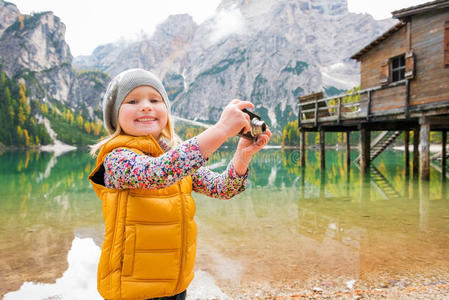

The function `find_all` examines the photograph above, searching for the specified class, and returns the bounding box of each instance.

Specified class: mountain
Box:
[0,0,395,141]
[0,0,108,148]
[74,0,395,128]
[0,0,19,37]
[0,1,107,110]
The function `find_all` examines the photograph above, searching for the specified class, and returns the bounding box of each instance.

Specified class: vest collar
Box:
[97,134,164,164]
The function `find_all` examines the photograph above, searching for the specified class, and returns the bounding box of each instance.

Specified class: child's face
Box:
[118,85,168,139]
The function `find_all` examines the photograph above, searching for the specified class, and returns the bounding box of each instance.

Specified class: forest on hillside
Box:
[0,68,105,148]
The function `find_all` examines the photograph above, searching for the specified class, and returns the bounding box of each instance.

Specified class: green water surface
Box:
[1,149,448,298]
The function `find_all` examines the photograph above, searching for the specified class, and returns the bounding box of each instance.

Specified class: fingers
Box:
[236,100,254,111]
[256,134,269,146]
[242,113,251,133]
[255,128,271,146]
[229,99,254,110]
[228,99,252,133]
[265,128,272,138]
[236,100,253,133]
[220,99,263,138]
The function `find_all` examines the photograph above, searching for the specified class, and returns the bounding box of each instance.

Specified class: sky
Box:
[10,0,430,57]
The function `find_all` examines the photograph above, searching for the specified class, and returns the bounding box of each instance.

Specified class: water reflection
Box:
[0,150,103,297]
[4,237,102,300]
[1,148,448,298]
[195,149,449,295]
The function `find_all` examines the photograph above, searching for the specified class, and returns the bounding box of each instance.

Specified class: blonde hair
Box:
[89,113,181,157]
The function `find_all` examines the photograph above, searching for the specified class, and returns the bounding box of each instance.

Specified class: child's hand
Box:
[237,128,272,158]
[233,128,272,176]
[216,99,254,139]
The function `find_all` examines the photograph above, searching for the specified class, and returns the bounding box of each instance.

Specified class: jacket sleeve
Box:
[103,137,207,189]
[191,162,248,200]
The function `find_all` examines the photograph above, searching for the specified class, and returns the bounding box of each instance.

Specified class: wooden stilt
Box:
[345,131,351,170]
[443,132,447,199]
[420,120,430,181]
[300,167,305,199]
[419,180,430,230]
[413,127,420,179]
[300,129,306,167]
[404,130,410,177]
[442,130,447,180]
[320,128,325,169]
[360,127,370,174]
[346,169,351,197]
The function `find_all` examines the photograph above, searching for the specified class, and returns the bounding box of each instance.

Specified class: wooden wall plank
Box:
[410,10,449,104]
[357,9,449,114]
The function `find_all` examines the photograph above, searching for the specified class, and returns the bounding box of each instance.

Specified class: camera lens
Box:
[250,118,267,136]
[238,108,267,140]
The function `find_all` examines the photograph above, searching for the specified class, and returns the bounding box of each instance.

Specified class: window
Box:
[391,54,405,82]
[380,51,414,85]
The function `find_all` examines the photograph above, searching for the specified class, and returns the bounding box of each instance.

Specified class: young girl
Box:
[89,68,271,300]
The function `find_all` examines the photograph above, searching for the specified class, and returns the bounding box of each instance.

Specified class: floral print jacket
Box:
[103,137,248,199]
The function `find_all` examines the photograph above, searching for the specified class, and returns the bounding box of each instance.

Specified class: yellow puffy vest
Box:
[89,134,197,300]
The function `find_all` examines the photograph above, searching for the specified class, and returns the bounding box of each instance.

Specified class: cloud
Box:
[209,7,245,43]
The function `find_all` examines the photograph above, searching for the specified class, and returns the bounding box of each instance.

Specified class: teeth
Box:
[137,118,155,121]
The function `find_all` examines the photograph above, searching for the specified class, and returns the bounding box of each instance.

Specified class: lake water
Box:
[1,149,448,299]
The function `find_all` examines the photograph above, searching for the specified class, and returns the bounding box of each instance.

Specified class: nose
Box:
[140,99,152,111]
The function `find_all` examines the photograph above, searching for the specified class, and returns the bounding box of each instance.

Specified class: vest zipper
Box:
[175,182,187,293]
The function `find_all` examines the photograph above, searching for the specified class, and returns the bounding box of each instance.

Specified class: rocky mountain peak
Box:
[0,10,72,77]
[152,14,197,43]
[0,7,80,105]
[217,0,348,16]
[0,0,19,37]
[75,13,199,78]
[73,0,395,129]
[299,0,348,15]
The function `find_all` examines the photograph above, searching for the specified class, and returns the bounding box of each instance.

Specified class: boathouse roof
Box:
[351,0,449,60]
[350,21,406,60]
[392,0,449,19]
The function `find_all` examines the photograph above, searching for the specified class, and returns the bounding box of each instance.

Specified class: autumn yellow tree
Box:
[18,14,24,30]
[76,114,83,129]
[84,121,91,134]
[19,82,30,115]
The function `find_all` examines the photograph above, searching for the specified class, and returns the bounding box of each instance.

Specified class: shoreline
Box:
[204,272,449,299]
[1,143,446,153]
[219,282,449,299]
[40,143,77,156]
[276,143,447,152]
[393,144,447,153]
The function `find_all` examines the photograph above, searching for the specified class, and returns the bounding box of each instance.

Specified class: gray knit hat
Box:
[102,68,170,134]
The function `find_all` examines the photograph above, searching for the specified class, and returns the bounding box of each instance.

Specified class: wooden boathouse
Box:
[298,0,449,180]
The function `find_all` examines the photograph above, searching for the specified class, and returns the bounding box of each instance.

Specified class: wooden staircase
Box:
[430,150,449,161]
[354,163,402,199]
[368,165,402,199]
[430,148,449,179]
[354,131,401,164]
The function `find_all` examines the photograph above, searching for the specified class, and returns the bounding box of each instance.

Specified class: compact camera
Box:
[238,109,267,141]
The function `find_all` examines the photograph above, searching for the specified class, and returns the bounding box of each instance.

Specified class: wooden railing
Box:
[298,80,408,126]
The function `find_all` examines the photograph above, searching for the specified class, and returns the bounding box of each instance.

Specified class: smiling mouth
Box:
[136,118,157,122]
